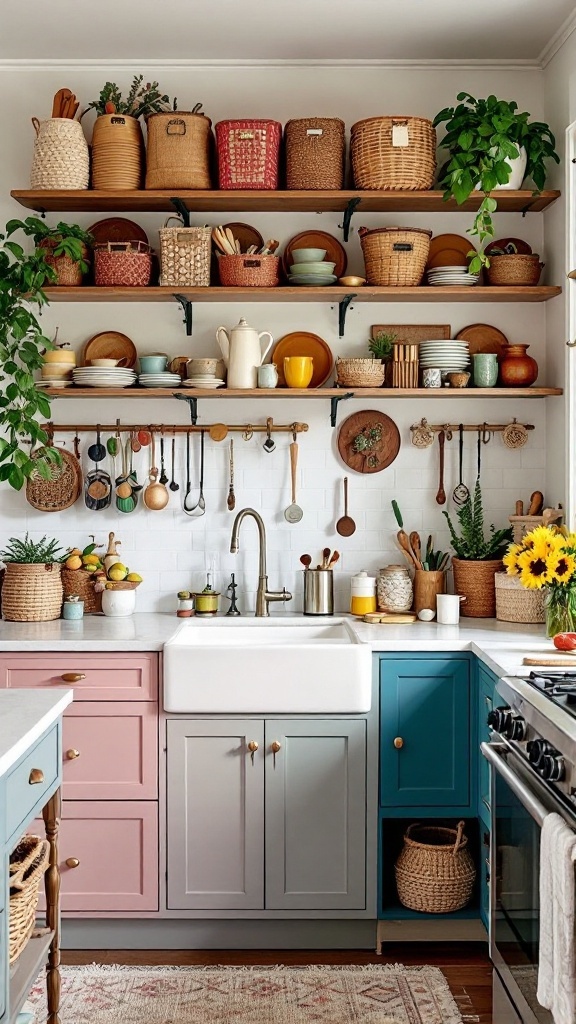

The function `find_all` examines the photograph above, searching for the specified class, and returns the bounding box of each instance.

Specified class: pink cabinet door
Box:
[62,702,158,800]
[0,653,158,701]
[32,801,158,912]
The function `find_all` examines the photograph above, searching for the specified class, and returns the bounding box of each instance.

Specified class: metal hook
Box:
[482,422,491,444]
[443,424,453,442]
[242,425,254,441]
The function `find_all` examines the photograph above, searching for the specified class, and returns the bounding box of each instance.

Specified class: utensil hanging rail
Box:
[40,420,309,436]
[410,418,534,441]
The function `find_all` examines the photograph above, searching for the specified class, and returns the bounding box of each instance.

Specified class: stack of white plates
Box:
[183,376,225,390]
[72,367,137,389]
[419,340,470,372]
[138,373,182,389]
[427,266,479,287]
[36,379,73,389]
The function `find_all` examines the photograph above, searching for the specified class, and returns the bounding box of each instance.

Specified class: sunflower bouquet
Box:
[503,525,576,635]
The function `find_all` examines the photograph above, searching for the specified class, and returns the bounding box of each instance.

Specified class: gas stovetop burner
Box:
[526,670,576,709]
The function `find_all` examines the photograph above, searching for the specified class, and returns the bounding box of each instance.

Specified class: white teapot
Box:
[216,317,274,390]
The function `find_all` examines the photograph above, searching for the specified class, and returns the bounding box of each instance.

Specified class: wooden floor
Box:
[63,942,492,1023]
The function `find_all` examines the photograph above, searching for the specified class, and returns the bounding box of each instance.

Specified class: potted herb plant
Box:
[443,481,513,617]
[7,217,93,286]
[0,222,62,489]
[0,534,64,622]
[433,93,559,271]
[369,329,395,386]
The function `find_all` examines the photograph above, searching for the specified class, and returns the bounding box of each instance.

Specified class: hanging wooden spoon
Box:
[209,423,228,442]
[336,477,356,536]
[300,554,312,570]
[435,429,446,506]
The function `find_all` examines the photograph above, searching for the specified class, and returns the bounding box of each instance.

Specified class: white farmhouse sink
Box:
[163,616,371,713]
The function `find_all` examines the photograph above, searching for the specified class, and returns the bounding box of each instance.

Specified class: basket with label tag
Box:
[351,115,436,190]
[285,118,345,190]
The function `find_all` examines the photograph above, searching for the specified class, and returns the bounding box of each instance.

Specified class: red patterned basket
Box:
[94,241,153,287]
[215,119,282,189]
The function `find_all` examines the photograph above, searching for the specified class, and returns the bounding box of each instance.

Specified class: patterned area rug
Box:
[27,964,463,1023]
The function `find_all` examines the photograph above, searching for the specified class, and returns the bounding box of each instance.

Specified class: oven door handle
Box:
[481,741,549,827]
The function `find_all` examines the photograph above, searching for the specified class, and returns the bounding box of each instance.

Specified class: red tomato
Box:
[553,633,576,651]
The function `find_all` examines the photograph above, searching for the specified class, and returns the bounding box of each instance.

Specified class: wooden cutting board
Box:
[523,655,576,666]
[337,410,401,474]
[363,613,416,624]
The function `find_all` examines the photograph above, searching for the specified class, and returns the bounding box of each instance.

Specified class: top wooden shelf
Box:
[10,188,561,216]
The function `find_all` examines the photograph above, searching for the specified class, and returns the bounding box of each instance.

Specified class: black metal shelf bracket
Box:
[339,197,361,241]
[337,293,356,337]
[174,393,198,425]
[174,294,193,336]
[330,392,354,428]
[170,197,191,226]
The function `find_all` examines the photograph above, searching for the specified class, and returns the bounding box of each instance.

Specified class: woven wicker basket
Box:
[62,568,103,614]
[9,835,50,964]
[91,114,144,190]
[39,237,89,287]
[495,573,545,624]
[159,221,211,287]
[218,254,280,287]
[351,116,436,190]
[25,448,82,512]
[1,562,63,622]
[452,557,503,618]
[285,118,345,190]
[94,241,153,287]
[359,226,431,286]
[30,117,89,190]
[486,254,543,286]
[215,119,282,189]
[395,821,476,914]
[335,358,385,387]
[146,111,213,189]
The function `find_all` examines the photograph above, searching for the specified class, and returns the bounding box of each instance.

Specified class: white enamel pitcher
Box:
[216,317,274,390]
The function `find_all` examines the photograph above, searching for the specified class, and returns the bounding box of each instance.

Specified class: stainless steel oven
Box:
[482,740,576,1024]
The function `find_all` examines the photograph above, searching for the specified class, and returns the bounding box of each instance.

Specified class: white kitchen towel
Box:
[537,811,576,1024]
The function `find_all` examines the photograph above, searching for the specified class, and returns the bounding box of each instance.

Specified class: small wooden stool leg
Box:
[43,790,61,1024]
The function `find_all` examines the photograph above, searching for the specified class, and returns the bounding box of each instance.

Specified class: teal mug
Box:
[139,353,168,373]
[473,353,498,388]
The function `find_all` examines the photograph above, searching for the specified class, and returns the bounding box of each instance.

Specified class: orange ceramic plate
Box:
[272,332,333,388]
[427,233,476,269]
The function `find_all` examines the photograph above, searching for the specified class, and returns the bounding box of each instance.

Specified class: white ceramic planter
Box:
[101,587,136,617]
[475,145,527,191]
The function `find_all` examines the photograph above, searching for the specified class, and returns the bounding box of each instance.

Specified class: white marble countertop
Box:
[0,689,73,776]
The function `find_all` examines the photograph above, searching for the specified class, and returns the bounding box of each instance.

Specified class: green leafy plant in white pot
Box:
[433,93,559,271]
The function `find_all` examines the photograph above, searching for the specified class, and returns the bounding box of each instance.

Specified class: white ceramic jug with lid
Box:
[216,317,274,389]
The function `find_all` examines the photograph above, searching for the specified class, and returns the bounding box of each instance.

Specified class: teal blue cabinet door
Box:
[380,657,470,807]
[478,664,498,829]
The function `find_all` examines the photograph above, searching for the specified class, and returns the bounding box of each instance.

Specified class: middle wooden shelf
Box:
[43,285,561,303]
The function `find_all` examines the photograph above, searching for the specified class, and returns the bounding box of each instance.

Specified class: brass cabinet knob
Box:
[66,749,80,760]
[270,741,282,754]
[28,768,45,785]
[65,858,80,869]
[60,673,86,683]
[393,737,404,749]
[247,741,259,753]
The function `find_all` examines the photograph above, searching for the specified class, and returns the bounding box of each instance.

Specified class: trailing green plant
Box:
[83,76,175,119]
[434,93,559,271]
[6,217,93,274]
[0,222,61,490]
[442,479,513,560]
[369,330,396,361]
[0,533,63,564]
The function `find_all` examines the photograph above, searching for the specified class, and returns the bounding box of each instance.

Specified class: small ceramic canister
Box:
[257,363,278,388]
[62,595,84,620]
[377,565,413,613]
[473,352,498,388]
[422,367,442,388]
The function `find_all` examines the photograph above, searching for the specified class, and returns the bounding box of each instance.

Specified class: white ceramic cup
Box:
[436,593,465,625]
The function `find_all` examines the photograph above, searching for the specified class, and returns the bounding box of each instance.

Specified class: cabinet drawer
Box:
[62,703,158,800]
[0,654,158,701]
[32,801,158,912]
[6,726,59,844]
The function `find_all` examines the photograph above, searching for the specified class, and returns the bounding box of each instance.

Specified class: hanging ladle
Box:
[169,434,179,492]
[159,433,168,485]
[183,430,206,517]
[452,424,470,506]
[87,426,106,463]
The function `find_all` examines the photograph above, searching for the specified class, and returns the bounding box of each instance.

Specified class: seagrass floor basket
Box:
[395,821,476,914]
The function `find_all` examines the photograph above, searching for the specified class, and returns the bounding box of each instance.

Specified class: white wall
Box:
[0,63,557,612]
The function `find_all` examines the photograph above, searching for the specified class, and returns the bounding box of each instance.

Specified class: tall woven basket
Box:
[495,573,545,624]
[1,562,63,622]
[62,568,102,614]
[159,220,211,287]
[395,821,476,914]
[146,110,213,189]
[30,117,89,190]
[359,226,431,286]
[91,114,144,190]
[452,557,503,618]
[285,118,345,189]
[351,116,436,190]
[9,835,50,964]
[215,119,282,189]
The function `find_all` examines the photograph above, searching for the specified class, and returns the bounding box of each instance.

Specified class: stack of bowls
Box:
[288,248,337,286]
[38,349,76,388]
[139,372,182,389]
[184,357,226,390]
[419,339,471,380]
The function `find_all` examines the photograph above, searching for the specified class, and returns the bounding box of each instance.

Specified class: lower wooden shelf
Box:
[41,285,562,303]
[9,930,54,1024]
[41,386,563,399]
[379,900,480,922]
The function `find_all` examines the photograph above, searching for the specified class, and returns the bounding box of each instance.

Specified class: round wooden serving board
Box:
[337,410,401,474]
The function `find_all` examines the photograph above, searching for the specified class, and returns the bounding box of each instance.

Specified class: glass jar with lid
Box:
[350,571,377,616]
[377,564,413,613]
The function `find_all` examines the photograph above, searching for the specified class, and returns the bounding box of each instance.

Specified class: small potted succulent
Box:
[369,330,396,385]
[443,481,513,617]
[433,93,559,271]
[7,217,93,286]
[0,534,64,622]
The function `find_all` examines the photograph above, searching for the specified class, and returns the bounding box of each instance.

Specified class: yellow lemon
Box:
[69,548,82,557]
[84,564,98,574]
[108,567,127,582]
[82,553,100,566]
[65,555,82,570]
[126,572,142,583]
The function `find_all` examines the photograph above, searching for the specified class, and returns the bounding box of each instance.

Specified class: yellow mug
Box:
[284,356,314,388]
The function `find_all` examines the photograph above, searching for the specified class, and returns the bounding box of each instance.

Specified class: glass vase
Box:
[544,587,576,637]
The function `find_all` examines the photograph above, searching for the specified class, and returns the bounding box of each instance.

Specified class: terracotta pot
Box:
[499,344,538,388]
[451,558,503,618]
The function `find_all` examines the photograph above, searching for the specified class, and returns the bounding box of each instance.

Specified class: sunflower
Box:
[517,548,553,589]
[503,544,523,575]
[524,525,565,556]
[547,550,576,586]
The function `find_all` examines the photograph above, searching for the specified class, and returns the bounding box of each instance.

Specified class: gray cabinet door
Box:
[265,719,366,910]
[167,719,264,910]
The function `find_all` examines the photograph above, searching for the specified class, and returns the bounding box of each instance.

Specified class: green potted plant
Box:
[0,222,62,490]
[7,217,93,286]
[443,480,513,617]
[369,329,395,385]
[0,534,64,622]
[433,93,559,271]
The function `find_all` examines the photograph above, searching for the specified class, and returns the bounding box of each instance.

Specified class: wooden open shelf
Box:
[9,930,54,1024]
[41,386,563,399]
[42,285,562,304]
[11,188,561,215]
